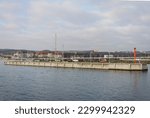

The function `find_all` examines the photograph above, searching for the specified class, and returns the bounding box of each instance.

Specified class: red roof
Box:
[36,51,48,55]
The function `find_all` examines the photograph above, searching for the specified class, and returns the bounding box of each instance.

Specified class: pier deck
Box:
[4,61,148,71]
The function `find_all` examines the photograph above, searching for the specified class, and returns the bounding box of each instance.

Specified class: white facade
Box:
[104,55,114,58]
[47,53,54,58]
[26,52,34,58]
[12,52,27,59]
[48,52,63,58]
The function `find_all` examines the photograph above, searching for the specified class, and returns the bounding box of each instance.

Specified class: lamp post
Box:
[62,44,64,62]
[54,33,57,61]
[90,51,92,63]
[108,52,110,63]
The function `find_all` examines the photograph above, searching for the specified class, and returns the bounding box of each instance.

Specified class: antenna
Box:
[55,33,57,54]
[62,44,64,61]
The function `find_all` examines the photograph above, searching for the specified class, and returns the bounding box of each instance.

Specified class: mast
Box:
[55,33,57,54]
[54,33,58,61]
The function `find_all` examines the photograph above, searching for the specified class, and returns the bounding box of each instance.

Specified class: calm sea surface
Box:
[0,61,150,101]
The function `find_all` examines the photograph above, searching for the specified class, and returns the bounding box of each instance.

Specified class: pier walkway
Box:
[4,61,148,71]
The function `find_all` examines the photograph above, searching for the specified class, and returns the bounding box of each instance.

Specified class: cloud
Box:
[0,2,18,10]
[0,0,150,51]
[3,23,18,30]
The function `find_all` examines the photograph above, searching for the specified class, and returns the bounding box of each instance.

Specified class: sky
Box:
[0,0,150,51]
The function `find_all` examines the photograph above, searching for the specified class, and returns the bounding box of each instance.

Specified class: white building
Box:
[26,52,34,58]
[104,55,114,59]
[47,52,54,58]
[12,51,27,59]
[48,52,63,58]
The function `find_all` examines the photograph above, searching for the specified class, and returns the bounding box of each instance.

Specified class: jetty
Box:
[4,60,148,71]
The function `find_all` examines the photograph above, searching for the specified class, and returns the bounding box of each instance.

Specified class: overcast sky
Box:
[0,0,150,51]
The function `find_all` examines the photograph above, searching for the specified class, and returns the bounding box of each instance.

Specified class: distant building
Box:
[26,52,34,58]
[54,52,63,58]
[35,51,49,58]
[12,51,27,59]
[104,55,114,59]
[48,52,63,58]
[47,52,54,58]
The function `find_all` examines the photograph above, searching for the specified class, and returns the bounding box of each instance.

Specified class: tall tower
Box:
[134,48,136,63]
